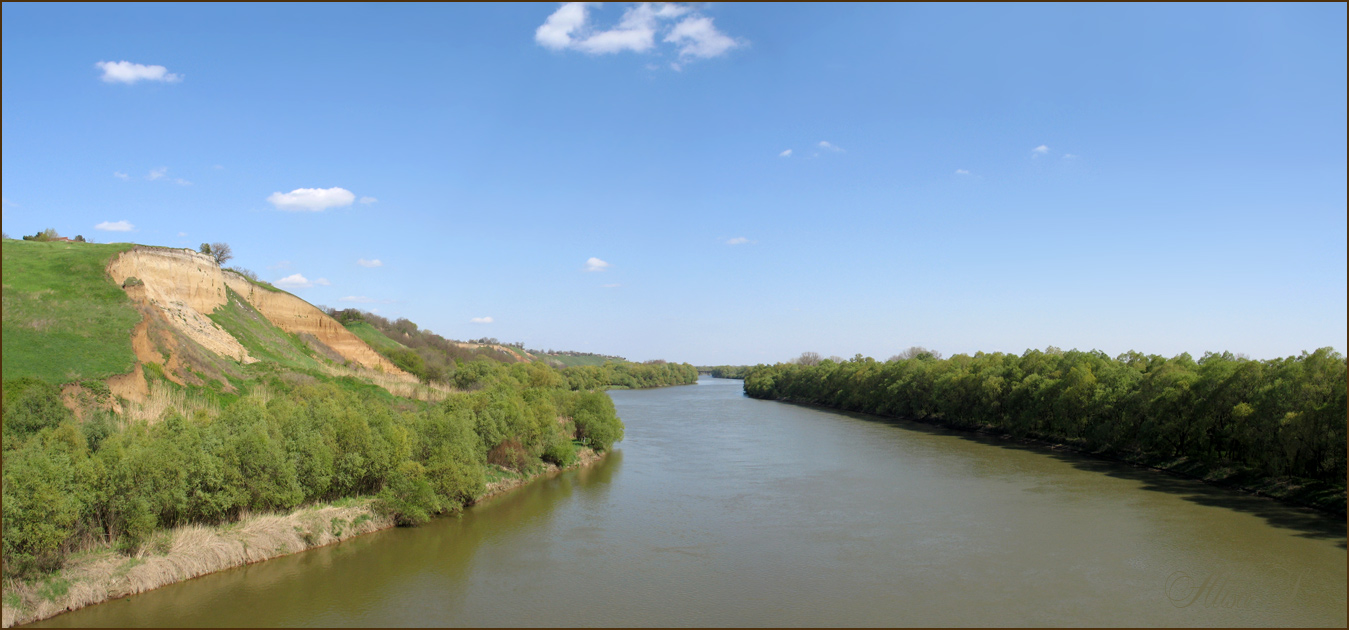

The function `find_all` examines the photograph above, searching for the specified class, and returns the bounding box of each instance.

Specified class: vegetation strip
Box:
[1,449,605,628]
[745,349,1346,515]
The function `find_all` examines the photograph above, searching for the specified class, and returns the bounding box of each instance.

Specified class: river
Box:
[33,376,1346,627]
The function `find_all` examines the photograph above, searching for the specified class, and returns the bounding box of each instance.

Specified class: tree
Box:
[794,352,822,366]
[208,242,233,266]
[890,346,943,361]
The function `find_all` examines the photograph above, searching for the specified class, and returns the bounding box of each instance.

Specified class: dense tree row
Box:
[561,360,699,391]
[1,360,623,577]
[745,348,1347,484]
[700,366,749,379]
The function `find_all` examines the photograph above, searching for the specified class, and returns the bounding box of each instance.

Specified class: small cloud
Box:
[1063,153,1079,159]
[113,171,130,180]
[174,178,192,186]
[315,278,331,286]
[664,16,741,59]
[357,258,383,268]
[177,232,187,237]
[146,167,168,181]
[340,295,376,303]
[1032,145,1050,155]
[359,196,378,204]
[818,141,844,152]
[602,283,621,288]
[266,187,356,212]
[470,316,494,324]
[726,237,750,245]
[779,149,792,158]
[584,257,611,272]
[274,273,312,289]
[95,60,182,84]
[955,169,970,175]
[95,220,134,232]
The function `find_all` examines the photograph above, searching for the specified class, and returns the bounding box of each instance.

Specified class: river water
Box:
[34,377,1346,627]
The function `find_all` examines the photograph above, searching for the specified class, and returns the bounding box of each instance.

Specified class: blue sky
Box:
[3,3,1345,365]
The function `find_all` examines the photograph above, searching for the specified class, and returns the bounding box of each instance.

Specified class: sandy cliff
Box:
[106,247,255,363]
[222,271,407,375]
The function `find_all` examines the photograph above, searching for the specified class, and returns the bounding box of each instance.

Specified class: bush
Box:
[571,391,624,451]
[487,439,530,471]
[541,434,577,467]
[3,378,73,439]
[376,461,439,526]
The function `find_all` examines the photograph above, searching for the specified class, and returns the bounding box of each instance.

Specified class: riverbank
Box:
[772,397,1346,517]
[1,449,606,628]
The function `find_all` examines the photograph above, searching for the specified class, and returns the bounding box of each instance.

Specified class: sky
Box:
[3,3,1345,365]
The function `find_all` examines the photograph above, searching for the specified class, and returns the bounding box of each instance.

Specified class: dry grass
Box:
[122,379,220,423]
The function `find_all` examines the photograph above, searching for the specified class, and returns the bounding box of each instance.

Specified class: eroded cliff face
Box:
[222,271,407,375]
[107,247,255,363]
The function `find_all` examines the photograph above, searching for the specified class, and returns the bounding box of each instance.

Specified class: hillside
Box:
[1,236,650,626]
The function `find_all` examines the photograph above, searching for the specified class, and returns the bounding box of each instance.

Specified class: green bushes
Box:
[2,358,624,577]
[744,348,1348,485]
[561,360,698,391]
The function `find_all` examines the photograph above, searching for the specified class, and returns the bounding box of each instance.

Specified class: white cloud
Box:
[266,187,356,212]
[664,16,740,59]
[726,237,750,245]
[602,283,621,288]
[357,258,383,268]
[536,3,739,63]
[584,257,610,272]
[535,2,590,50]
[315,278,331,286]
[146,167,168,181]
[779,149,792,158]
[470,316,494,324]
[113,171,129,180]
[955,169,970,175]
[95,220,134,232]
[177,232,188,237]
[818,141,844,152]
[274,273,312,289]
[174,178,192,186]
[95,60,182,84]
[359,196,378,204]
[1063,153,1079,159]
[1032,145,1050,155]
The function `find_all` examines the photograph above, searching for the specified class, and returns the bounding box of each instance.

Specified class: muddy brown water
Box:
[32,377,1346,627]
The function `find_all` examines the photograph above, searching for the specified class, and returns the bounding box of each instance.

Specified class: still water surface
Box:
[36,377,1346,626]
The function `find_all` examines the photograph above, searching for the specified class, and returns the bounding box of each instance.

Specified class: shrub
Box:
[487,439,530,471]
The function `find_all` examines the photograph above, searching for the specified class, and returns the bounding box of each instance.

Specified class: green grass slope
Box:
[344,321,408,354]
[536,354,618,367]
[209,286,330,372]
[1,239,139,384]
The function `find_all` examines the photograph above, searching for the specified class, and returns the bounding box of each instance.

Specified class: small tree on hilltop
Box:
[200,242,233,265]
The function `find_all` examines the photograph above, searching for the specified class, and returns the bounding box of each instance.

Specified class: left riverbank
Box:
[1,448,605,628]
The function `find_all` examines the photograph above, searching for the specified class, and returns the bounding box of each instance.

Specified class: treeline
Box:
[699,366,749,379]
[745,348,1347,485]
[562,361,699,390]
[326,308,521,382]
[1,360,623,577]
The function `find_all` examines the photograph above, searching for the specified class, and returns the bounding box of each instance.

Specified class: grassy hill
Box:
[1,239,139,383]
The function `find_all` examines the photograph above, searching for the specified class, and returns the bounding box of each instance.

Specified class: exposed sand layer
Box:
[106,248,254,364]
[222,271,408,375]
